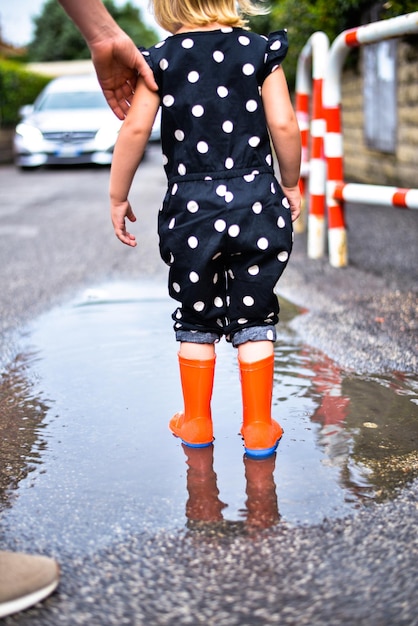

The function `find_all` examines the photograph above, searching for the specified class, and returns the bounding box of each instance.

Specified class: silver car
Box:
[14,74,161,169]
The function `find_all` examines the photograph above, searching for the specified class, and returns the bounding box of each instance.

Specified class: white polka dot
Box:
[248,264,259,275]
[213,273,219,284]
[214,297,223,308]
[271,182,276,194]
[175,310,182,319]
[188,236,198,249]
[163,94,174,107]
[178,163,186,175]
[278,251,289,262]
[222,120,233,133]
[282,197,290,208]
[221,27,233,33]
[238,318,248,324]
[171,183,178,195]
[244,174,255,182]
[189,271,199,283]
[246,99,258,112]
[242,63,255,75]
[228,224,240,237]
[225,157,234,169]
[188,71,199,83]
[173,282,180,293]
[182,38,194,48]
[169,253,174,264]
[277,216,285,228]
[214,219,226,232]
[266,154,272,166]
[267,330,275,340]
[217,319,223,326]
[228,269,235,279]
[193,301,205,312]
[225,191,234,203]
[271,65,279,73]
[270,40,282,50]
[197,141,209,153]
[239,35,250,46]
[213,50,224,63]
[168,217,175,229]
[252,201,262,214]
[248,136,261,147]
[217,86,228,98]
[162,154,168,165]
[187,200,199,213]
[159,58,168,70]
[212,252,222,260]
[257,237,269,250]
[155,41,165,49]
[175,130,184,141]
[243,295,254,306]
[192,105,204,117]
[142,50,150,56]
[216,185,227,197]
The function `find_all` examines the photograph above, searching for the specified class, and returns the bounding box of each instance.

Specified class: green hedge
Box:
[0,60,51,127]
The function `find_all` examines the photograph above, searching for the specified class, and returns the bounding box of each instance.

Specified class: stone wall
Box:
[342,39,418,188]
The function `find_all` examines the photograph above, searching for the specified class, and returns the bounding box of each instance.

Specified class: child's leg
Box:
[238,340,283,459]
[169,342,216,448]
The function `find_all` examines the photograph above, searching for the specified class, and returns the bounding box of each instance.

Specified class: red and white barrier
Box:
[295,32,329,255]
[322,11,418,267]
[331,182,418,210]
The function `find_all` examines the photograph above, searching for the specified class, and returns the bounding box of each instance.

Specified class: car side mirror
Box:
[18,104,34,118]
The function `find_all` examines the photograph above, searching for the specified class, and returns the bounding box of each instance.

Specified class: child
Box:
[109,0,301,459]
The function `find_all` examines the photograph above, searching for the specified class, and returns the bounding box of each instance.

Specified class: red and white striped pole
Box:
[295,32,329,250]
[295,41,312,235]
[323,11,418,267]
[307,32,329,259]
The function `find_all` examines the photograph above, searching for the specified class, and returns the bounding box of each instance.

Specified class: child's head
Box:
[152,0,267,34]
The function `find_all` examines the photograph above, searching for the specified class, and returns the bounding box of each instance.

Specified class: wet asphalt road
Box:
[0,149,417,625]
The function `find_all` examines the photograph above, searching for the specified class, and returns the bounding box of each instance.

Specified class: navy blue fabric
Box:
[140,28,293,341]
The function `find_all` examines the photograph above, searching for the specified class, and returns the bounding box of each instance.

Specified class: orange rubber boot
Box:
[169,355,215,447]
[239,354,283,459]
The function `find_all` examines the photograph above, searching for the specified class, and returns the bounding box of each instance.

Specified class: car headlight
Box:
[15,123,44,146]
[94,125,120,151]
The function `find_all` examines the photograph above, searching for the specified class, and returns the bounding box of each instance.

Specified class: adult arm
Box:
[58,0,158,119]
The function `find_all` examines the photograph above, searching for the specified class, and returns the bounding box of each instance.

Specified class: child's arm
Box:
[109,80,160,246]
[261,67,302,222]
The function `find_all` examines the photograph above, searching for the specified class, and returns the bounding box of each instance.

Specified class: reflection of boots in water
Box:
[244,453,280,529]
[183,444,226,524]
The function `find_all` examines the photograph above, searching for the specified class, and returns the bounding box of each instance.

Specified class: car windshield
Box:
[35,91,107,111]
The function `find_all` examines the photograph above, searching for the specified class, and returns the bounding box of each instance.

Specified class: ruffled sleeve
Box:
[259,30,289,85]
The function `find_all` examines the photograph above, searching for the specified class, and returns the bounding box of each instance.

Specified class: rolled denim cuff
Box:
[231,325,277,347]
[175,330,220,344]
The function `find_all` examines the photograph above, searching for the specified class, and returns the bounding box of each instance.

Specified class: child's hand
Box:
[282,185,301,222]
[111,200,137,247]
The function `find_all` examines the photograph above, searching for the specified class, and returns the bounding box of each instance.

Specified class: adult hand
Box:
[58,0,158,120]
[90,30,158,120]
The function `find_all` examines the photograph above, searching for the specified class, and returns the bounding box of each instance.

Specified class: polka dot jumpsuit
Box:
[141,28,293,347]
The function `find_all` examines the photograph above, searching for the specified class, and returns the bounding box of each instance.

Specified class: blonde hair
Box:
[151,0,268,33]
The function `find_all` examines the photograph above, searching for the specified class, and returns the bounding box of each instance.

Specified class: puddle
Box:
[1,281,417,553]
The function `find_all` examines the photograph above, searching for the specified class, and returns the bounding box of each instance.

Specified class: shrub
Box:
[0,60,51,127]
